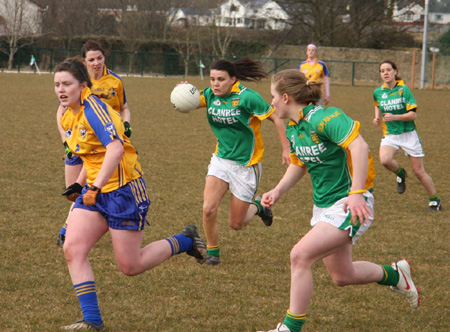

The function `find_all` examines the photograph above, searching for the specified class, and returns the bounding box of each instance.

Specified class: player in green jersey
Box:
[373,60,441,211]
[257,69,419,332]
[179,57,290,265]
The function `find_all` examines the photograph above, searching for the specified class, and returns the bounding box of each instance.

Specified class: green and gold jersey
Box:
[200,81,274,166]
[287,104,375,207]
[373,80,417,135]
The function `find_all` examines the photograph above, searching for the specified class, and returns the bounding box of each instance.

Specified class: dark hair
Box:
[54,56,92,88]
[210,56,268,82]
[379,60,401,80]
[271,69,322,105]
[81,40,107,59]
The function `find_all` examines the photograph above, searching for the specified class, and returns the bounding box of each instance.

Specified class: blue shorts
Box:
[73,177,150,230]
[65,155,83,166]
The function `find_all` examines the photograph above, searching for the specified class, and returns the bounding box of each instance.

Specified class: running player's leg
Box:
[409,156,436,195]
[203,175,228,265]
[323,243,384,286]
[229,195,253,230]
[379,144,400,172]
[288,222,352,315]
[63,208,108,329]
[379,144,407,193]
[203,175,229,245]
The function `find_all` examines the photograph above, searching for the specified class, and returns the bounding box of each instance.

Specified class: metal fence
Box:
[1,46,448,88]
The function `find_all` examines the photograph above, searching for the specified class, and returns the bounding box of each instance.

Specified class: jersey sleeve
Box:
[84,96,123,147]
[246,91,273,120]
[320,61,329,76]
[119,80,126,106]
[402,86,417,111]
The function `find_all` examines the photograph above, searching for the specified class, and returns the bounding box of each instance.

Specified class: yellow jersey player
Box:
[54,57,206,331]
[56,40,133,247]
[298,44,330,105]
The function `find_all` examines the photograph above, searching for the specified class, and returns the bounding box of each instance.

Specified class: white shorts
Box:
[207,154,261,203]
[310,191,374,244]
[380,130,425,157]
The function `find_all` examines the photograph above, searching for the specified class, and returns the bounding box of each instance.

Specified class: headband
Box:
[307,44,318,51]
[65,61,88,82]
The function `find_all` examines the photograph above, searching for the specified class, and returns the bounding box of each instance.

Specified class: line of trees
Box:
[0,0,426,71]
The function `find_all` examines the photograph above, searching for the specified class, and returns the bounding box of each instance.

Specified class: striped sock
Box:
[251,199,263,215]
[377,265,400,286]
[282,310,306,332]
[395,167,405,177]
[207,245,220,257]
[165,234,193,256]
[59,222,68,237]
[74,281,102,326]
[428,193,440,202]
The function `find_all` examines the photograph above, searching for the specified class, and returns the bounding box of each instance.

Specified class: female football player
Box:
[258,69,419,332]
[297,44,330,105]
[54,57,206,330]
[373,60,441,211]
[56,40,134,246]
[178,57,290,266]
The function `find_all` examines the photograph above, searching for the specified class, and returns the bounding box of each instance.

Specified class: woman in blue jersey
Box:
[258,69,419,332]
[54,57,206,331]
[56,40,134,247]
[179,57,290,266]
[373,60,441,211]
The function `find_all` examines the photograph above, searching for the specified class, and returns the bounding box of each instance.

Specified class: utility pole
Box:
[420,0,429,89]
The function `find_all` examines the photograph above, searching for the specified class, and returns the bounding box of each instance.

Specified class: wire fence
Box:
[1,46,449,88]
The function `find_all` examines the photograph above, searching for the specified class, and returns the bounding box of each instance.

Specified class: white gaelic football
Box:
[170,83,200,113]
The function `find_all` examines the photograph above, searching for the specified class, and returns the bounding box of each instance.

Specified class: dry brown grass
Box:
[0,73,448,332]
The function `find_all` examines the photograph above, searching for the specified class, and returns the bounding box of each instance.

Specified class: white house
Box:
[216,0,289,30]
[392,0,450,27]
[0,0,45,36]
[170,7,214,27]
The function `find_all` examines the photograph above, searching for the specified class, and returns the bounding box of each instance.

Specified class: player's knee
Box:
[229,219,244,230]
[330,275,352,287]
[63,242,87,264]
[203,203,218,220]
[117,261,141,276]
[290,245,310,268]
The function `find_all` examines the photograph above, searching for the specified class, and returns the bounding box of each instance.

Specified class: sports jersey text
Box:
[295,143,326,163]
[379,98,404,111]
[208,107,240,124]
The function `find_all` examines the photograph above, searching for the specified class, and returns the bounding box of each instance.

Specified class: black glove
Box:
[124,121,132,138]
[83,185,101,206]
[63,141,73,159]
[62,182,83,202]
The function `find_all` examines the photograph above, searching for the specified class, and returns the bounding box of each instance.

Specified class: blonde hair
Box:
[272,69,322,105]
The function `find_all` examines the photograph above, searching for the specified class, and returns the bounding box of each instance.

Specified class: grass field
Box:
[0,73,449,332]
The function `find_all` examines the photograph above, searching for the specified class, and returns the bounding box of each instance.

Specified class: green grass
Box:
[0,73,449,332]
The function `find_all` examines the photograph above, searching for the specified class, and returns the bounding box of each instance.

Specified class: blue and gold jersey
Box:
[90,66,126,113]
[61,87,142,193]
[287,104,375,207]
[373,80,417,135]
[200,81,274,166]
[298,59,329,82]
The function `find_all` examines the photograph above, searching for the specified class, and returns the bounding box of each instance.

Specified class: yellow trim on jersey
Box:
[339,120,360,149]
